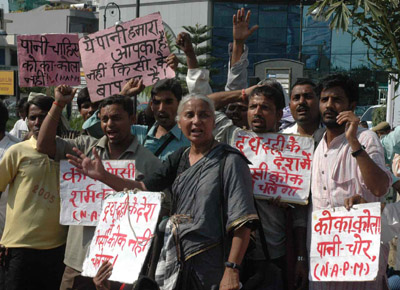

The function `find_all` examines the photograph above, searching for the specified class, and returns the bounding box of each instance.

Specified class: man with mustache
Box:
[282,79,321,137]
[310,74,391,289]
[0,96,69,290]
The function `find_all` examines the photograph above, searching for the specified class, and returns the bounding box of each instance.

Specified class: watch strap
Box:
[351,145,366,157]
[225,261,242,271]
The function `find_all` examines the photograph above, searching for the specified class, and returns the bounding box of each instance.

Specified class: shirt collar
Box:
[148,122,182,140]
[96,135,139,155]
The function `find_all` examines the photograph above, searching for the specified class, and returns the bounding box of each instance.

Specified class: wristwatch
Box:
[351,145,366,157]
[225,261,242,271]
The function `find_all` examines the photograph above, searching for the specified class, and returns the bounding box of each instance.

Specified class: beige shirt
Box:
[0,137,67,249]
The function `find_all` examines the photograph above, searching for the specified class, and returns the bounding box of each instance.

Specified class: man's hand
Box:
[336,111,360,149]
[220,268,240,290]
[176,32,195,55]
[66,147,106,181]
[166,53,179,71]
[54,85,77,107]
[294,260,308,289]
[233,8,258,44]
[344,194,367,210]
[93,261,112,290]
[120,78,145,97]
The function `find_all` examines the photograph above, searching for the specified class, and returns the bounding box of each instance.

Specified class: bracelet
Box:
[297,256,306,262]
[53,101,65,109]
[351,145,366,157]
[225,261,242,271]
[241,89,246,103]
[47,112,58,122]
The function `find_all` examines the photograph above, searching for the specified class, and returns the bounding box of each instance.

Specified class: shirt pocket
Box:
[330,157,355,205]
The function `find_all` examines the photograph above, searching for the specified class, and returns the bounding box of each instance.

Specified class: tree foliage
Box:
[308,1,400,76]
[372,106,387,126]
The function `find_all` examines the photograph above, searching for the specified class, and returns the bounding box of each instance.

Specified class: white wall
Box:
[100,0,211,38]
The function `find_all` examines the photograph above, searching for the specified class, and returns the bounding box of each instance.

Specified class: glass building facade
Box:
[211,1,389,105]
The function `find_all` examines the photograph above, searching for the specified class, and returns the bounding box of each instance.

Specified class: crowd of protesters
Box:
[1,8,400,290]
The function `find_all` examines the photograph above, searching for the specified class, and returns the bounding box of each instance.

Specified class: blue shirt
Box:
[131,123,190,161]
[380,126,400,184]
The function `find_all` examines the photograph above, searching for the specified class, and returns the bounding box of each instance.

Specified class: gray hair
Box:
[176,94,215,121]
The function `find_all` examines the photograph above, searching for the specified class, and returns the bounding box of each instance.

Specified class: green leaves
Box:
[307,0,400,75]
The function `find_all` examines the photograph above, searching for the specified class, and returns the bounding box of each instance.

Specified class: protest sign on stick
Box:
[60,160,135,226]
[17,34,80,87]
[79,12,175,102]
[233,131,314,204]
[82,191,162,284]
[310,202,381,281]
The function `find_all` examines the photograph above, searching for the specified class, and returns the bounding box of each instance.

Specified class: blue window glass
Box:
[331,31,352,54]
[331,54,351,71]
[258,28,287,55]
[302,27,331,56]
[302,5,330,28]
[258,5,288,28]
[351,54,372,69]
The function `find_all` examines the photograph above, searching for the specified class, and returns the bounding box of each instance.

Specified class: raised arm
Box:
[231,8,258,68]
[176,32,198,70]
[36,85,76,158]
[67,147,147,192]
[338,111,391,197]
[120,78,145,97]
[208,85,256,110]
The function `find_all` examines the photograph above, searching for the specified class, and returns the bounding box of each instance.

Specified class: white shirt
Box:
[9,118,28,140]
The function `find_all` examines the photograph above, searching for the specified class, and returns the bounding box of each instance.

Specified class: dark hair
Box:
[0,100,8,133]
[291,78,316,91]
[17,97,28,110]
[77,87,91,110]
[316,74,358,104]
[99,95,134,116]
[25,95,53,117]
[250,85,285,111]
[151,78,183,102]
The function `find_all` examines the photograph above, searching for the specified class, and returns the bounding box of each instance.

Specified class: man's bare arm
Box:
[36,85,76,158]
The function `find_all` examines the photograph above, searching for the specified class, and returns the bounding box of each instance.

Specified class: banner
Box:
[60,160,135,226]
[17,34,80,87]
[79,12,175,102]
[310,202,381,281]
[0,71,14,95]
[82,191,162,284]
[233,131,314,204]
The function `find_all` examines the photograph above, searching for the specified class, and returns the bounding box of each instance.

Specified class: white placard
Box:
[310,202,381,281]
[82,191,162,284]
[233,130,314,204]
[60,160,135,225]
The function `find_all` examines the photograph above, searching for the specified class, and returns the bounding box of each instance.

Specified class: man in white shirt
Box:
[282,78,322,138]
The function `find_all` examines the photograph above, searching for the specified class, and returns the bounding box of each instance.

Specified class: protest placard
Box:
[60,160,135,226]
[233,130,314,204]
[82,191,162,284]
[310,202,381,282]
[79,12,175,102]
[17,34,80,87]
